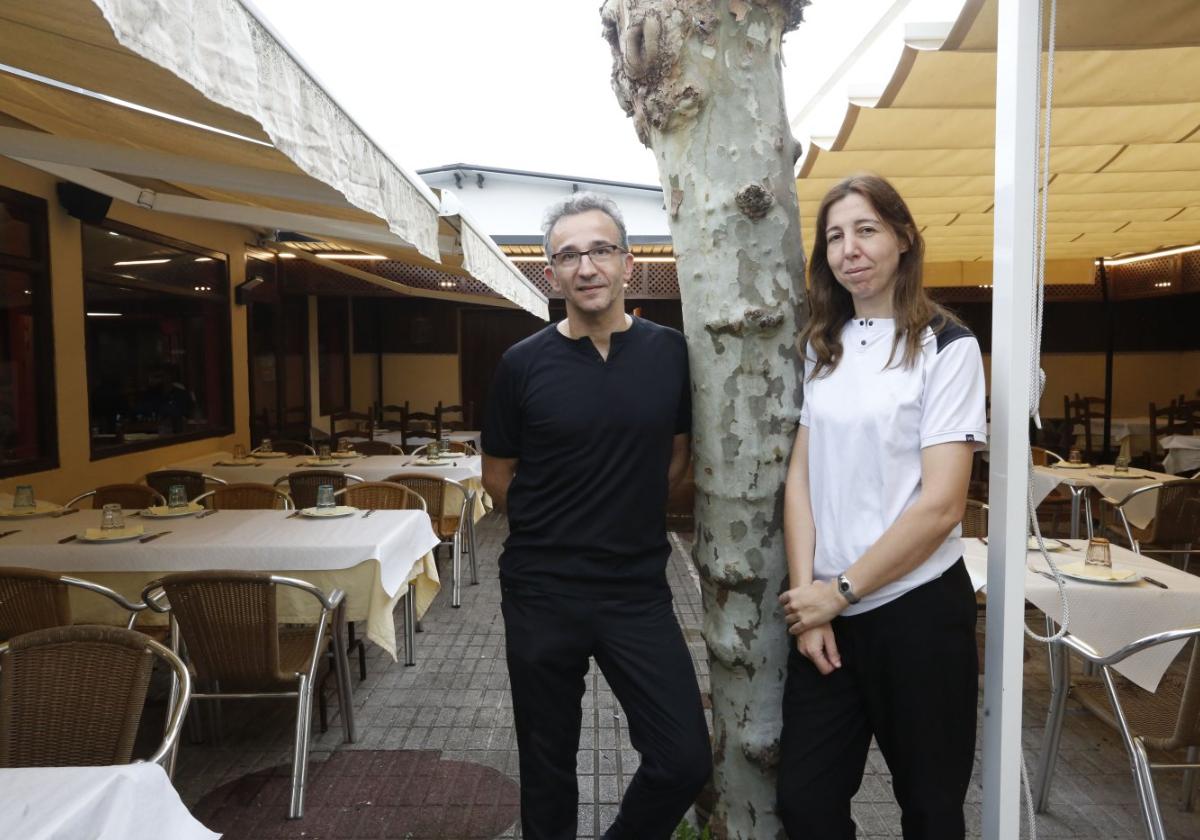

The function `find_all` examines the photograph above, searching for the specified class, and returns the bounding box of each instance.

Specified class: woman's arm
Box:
[781,440,974,633]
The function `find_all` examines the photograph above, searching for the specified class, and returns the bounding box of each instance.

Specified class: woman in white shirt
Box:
[776,174,987,839]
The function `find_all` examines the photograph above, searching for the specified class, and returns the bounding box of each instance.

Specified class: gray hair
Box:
[541,191,629,260]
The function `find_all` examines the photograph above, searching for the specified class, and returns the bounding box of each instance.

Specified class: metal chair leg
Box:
[348,621,366,681]
[289,675,311,819]
[467,504,479,585]
[451,530,462,608]
[1035,639,1071,813]
[1182,745,1198,812]
[404,582,417,667]
[330,605,357,743]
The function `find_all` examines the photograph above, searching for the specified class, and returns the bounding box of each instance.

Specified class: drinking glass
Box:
[1113,455,1130,473]
[233,443,247,460]
[316,484,336,509]
[1085,537,1112,568]
[318,443,331,460]
[1068,448,1082,464]
[260,437,273,453]
[168,484,188,509]
[100,502,124,531]
[12,484,35,510]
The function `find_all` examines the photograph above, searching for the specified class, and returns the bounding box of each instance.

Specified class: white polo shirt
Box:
[799,316,987,615]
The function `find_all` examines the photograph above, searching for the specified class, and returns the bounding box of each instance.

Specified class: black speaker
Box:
[56,182,112,224]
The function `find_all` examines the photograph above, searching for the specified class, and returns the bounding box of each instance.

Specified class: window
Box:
[82,222,232,457]
[0,187,56,476]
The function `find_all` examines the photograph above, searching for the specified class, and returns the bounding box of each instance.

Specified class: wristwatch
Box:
[836,573,861,605]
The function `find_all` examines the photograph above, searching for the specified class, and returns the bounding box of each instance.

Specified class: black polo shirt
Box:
[482,317,691,596]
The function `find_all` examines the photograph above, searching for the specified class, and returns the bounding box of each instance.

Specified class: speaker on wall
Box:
[56,182,112,224]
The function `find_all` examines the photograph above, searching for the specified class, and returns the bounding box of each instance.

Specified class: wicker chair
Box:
[65,483,164,510]
[1037,627,1200,830]
[962,499,989,538]
[141,572,355,818]
[1100,478,1200,571]
[0,567,148,641]
[348,440,403,456]
[275,470,364,510]
[255,439,315,456]
[386,473,477,607]
[144,469,226,502]
[195,483,293,510]
[410,440,477,456]
[0,625,190,771]
[336,481,426,512]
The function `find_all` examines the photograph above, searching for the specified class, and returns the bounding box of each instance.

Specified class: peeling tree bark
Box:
[602,2,809,838]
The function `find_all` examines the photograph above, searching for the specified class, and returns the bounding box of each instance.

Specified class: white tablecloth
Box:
[360,429,481,451]
[1160,434,1200,475]
[1031,464,1179,530]
[0,763,219,839]
[1073,416,1151,457]
[964,538,1197,691]
[0,508,440,660]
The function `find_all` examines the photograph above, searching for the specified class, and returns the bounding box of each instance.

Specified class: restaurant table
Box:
[165,451,488,520]
[1031,463,1179,539]
[354,429,482,451]
[1160,433,1200,475]
[0,507,439,665]
[1073,416,1150,460]
[0,763,219,839]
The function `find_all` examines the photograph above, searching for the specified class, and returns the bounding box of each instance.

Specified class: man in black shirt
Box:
[482,193,711,840]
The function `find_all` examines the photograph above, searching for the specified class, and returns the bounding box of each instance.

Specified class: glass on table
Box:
[233,443,247,460]
[1114,455,1130,473]
[167,484,188,509]
[260,437,273,453]
[100,502,124,531]
[318,443,331,460]
[315,484,336,509]
[12,484,35,510]
[1085,537,1112,568]
[1068,448,1082,464]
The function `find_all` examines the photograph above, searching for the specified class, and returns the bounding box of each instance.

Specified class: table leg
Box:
[1034,638,1071,812]
[404,582,417,667]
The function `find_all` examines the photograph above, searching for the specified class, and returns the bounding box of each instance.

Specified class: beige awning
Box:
[0,0,547,317]
[793,0,1200,285]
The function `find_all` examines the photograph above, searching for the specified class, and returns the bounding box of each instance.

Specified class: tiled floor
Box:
[171,513,1200,838]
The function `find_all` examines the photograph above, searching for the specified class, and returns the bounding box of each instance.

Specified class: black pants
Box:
[776,560,979,840]
[502,583,712,840]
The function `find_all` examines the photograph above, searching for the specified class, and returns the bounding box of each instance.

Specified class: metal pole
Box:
[983,0,1040,836]
[1099,259,1114,462]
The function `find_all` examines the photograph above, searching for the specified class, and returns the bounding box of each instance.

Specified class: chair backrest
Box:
[259,438,315,456]
[0,625,189,768]
[962,500,989,538]
[436,401,468,430]
[197,483,293,510]
[68,483,164,510]
[281,470,357,509]
[405,409,441,440]
[1148,401,1192,457]
[1031,446,1064,467]
[337,481,427,511]
[144,469,224,501]
[331,410,373,447]
[410,440,476,456]
[348,440,402,456]
[385,474,448,528]
[378,402,408,433]
[1146,479,1200,544]
[0,568,146,642]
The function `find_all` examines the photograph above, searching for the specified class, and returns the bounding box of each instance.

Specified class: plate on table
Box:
[299,505,357,518]
[141,503,205,518]
[78,525,146,542]
[1050,462,1091,470]
[1090,469,1154,480]
[1027,536,1071,552]
[0,500,63,518]
[331,451,361,459]
[1056,561,1140,585]
[412,459,456,467]
[214,458,260,467]
[251,451,289,459]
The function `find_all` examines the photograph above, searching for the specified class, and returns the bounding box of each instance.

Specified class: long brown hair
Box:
[800,173,959,380]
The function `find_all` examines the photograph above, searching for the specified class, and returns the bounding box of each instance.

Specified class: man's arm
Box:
[667,433,690,492]
[482,454,518,514]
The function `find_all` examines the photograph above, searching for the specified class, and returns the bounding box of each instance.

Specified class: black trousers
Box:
[502,583,712,840]
[776,560,979,840]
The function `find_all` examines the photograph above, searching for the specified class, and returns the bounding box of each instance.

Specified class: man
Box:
[482,192,711,840]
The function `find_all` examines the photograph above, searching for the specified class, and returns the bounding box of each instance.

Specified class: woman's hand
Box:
[779,580,847,635]
[794,623,842,675]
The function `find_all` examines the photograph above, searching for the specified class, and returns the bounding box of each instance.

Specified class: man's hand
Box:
[794,623,842,675]
[779,580,847,636]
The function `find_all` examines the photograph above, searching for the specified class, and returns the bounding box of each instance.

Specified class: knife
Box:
[58,534,78,544]
[1141,575,1169,589]
[139,531,171,543]
[51,507,80,518]
[361,509,375,518]
[0,529,20,539]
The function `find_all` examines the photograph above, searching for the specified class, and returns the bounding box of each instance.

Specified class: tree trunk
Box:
[602,2,809,837]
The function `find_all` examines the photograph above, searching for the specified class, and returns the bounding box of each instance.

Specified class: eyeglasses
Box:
[549,244,626,270]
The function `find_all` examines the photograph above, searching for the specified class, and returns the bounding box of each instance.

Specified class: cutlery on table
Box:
[1141,575,1169,589]
[58,534,78,544]
[0,529,20,539]
[139,531,171,544]
[361,509,375,518]
[1030,568,1060,583]
[286,511,302,519]
[196,509,218,519]
[51,507,80,518]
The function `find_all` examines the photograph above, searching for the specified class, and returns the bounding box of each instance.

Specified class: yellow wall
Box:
[982,351,1200,418]
[0,158,254,504]
[349,353,460,415]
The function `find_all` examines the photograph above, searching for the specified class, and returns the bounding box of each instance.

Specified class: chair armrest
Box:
[1062,625,1200,667]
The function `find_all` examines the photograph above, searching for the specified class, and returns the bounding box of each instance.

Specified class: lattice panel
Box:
[645,263,679,297]
[366,261,497,297]
[1182,252,1200,293]
[1108,255,1177,299]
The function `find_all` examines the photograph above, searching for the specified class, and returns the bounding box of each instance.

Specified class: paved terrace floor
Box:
[169,513,1200,839]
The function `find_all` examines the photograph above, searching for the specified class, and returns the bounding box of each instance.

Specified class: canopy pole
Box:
[983,0,1040,837]
[1100,260,1114,462]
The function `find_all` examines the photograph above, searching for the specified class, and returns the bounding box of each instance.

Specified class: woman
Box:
[776,174,987,839]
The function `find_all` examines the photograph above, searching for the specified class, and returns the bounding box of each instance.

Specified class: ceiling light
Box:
[507,256,545,263]
[1100,244,1200,267]
[314,253,385,260]
[107,230,121,237]
[278,252,296,259]
[633,256,675,263]
[193,257,213,262]
[113,258,169,266]
[86,312,123,317]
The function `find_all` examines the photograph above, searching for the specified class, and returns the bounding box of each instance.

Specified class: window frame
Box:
[0,186,58,478]
[82,219,234,461]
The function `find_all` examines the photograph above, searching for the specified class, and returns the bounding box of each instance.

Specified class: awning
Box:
[0,0,547,318]
[793,0,1200,284]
